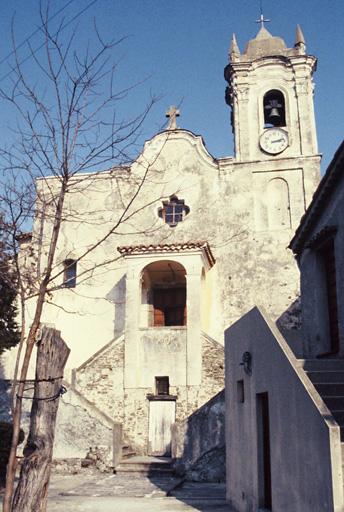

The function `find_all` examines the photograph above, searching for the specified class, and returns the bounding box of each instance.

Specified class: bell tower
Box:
[224,24,318,163]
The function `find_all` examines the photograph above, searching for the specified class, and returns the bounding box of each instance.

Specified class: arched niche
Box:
[140,260,187,327]
[263,89,286,128]
[267,178,291,229]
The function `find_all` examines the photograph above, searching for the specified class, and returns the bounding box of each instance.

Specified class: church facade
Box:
[3,24,320,459]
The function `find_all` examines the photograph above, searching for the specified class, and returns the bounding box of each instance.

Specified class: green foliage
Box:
[0,421,25,485]
[0,221,20,354]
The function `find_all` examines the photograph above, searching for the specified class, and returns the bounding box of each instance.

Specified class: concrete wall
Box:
[225,306,343,512]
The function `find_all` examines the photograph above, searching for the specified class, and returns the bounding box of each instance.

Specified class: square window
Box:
[155,376,169,396]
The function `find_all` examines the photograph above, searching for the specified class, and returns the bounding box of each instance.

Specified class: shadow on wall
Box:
[171,389,226,482]
[134,391,226,511]
[106,275,126,338]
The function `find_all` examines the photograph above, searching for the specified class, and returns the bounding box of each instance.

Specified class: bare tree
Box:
[0,4,163,510]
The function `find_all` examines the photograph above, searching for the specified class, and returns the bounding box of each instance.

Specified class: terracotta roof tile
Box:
[117,241,215,266]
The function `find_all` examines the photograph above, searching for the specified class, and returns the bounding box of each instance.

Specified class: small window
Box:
[158,195,190,227]
[63,259,77,288]
[155,376,169,396]
[237,380,245,403]
[263,90,286,128]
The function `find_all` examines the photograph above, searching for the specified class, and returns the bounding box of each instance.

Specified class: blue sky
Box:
[0,0,343,172]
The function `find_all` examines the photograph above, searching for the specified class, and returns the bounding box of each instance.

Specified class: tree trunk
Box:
[11,326,70,512]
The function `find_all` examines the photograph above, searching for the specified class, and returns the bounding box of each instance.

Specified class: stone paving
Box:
[45,471,230,511]
[1,469,230,511]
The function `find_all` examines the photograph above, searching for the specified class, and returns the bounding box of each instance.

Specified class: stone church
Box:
[2,23,320,463]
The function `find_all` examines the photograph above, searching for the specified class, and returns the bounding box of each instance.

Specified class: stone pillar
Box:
[294,61,318,156]
[186,266,203,386]
[124,265,141,388]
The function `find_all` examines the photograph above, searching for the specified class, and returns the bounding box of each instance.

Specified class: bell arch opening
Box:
[263,89,286,128]
[141,260,187,327]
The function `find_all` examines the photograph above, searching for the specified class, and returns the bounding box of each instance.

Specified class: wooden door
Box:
[153,288,186,326]
[321,239,339,353]
[148,400,176,456]
[256,392,272,510]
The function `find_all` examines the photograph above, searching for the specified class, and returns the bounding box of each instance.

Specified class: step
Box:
[115,456,174,475]
[314,383,344,396]
[121,451,136,459]
[306,371,344,384]
[117,461,173,470]
[119,456,172,466]
[121,446,136,459]
[299,359,344,372]
[321,396,344,410]
[115,466,174,475]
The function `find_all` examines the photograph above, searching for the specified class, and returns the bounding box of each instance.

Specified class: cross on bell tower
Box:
[224,22,318,161]
[255,12,271,29]
[166,106,180,130]
[255,0,271,28]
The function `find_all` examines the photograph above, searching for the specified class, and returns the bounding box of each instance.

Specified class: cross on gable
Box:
[166,106,180,130]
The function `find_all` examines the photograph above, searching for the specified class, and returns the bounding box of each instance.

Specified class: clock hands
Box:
[260,129,289,154]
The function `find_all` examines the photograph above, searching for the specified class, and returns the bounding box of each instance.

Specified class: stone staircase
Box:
[115,455,175,477]
[121,444,136,460]
[301,359,344,440]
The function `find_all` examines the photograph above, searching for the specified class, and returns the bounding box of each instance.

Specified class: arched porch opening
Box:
[141,260,187,327]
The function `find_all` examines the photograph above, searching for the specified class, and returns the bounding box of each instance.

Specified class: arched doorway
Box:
[141,260,187,327]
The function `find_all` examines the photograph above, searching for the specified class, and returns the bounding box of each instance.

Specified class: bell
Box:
[269,107,280,119]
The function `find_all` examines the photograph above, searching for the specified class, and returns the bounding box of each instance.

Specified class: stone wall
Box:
[199,332,225,405]
[73,336,124,423]
[121,332,225,455]
[171,390,225,482]
[169,335,225,481]
[0,379,118,467]
[54,386,116,466]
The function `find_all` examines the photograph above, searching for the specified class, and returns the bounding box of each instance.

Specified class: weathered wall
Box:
[199,333,225,403]
[54,387,116,465]
[119,333,224,455]
[1,128,319,380]
[0,115,319,461]
[172,390,225,482]
[296,175,344,357]
[225,306,343,512]
[68,331,225,456]
[170,335,225,480]
[0,379,117,466]
[73,336,124,422]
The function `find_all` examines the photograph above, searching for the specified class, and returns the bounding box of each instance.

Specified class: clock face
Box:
[259,128,289,155]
